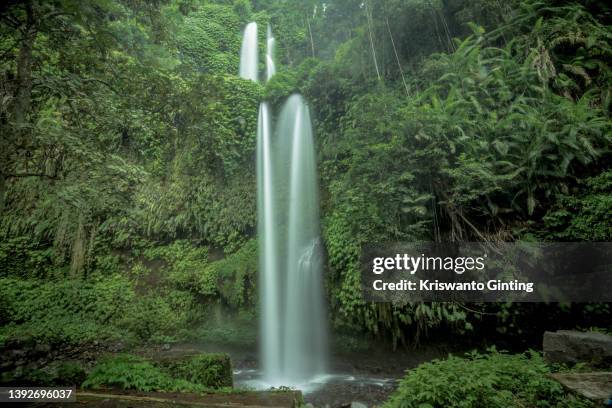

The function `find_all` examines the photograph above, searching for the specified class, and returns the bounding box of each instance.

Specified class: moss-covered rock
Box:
[83,353,233,392]
[157,353,233,389]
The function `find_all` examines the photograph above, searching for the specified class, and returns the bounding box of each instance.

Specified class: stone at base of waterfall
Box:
[549,372,612,401]
[543,330,612,367]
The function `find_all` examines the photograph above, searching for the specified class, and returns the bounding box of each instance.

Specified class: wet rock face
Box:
[543,330,612,368]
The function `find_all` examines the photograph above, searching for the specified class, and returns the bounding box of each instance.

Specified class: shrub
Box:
[83,354,193,392]
[160,353,233,388]
[542,170,612,240]
[83,353,232,392]
[176,4,241,74]
[204,239,257,308]
[384,350,594,408]
[118,295,185,341]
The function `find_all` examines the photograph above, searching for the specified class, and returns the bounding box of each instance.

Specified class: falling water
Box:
[265,25,276,81]
[275,94,327,385]
[258,27,281,379]
[257,103,282,380]
[246,19,326,388]
[239,22,258,81]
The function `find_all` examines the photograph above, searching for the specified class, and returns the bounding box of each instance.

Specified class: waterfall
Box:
[257,103,282,380]
[266,25,276,81]
[275,95,327,384]
[278,95,326,383]
[246,20,326,388]
[239,22,258,81]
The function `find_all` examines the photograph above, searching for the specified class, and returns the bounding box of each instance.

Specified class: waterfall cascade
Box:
[265,25,276,81]
[256,102,281,381]
[273,94,327,385]
[239,22,258,82]
[242,22,327,387]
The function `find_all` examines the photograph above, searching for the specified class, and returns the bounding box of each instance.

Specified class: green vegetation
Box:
[0,238,258,348]
[304,0,611,343]
[0,0,610,404]
[0,275,141,346]
[1,0,609,347]
[159,353,233,389]
[83,353,232,392]
[385,350,595,408]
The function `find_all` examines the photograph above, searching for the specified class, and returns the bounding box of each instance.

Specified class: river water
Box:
[153,341,452,407]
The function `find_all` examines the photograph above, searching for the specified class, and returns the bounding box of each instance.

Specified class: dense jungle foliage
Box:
[383,349,596,408]
[0,0,610,358]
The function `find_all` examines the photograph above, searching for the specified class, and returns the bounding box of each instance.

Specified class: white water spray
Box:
[275,94,327,385]
[239,22,258,81]
[245,20,327,388]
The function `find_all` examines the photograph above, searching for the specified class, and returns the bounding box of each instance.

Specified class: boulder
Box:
[549,372,612,401]
[543,330,612,367]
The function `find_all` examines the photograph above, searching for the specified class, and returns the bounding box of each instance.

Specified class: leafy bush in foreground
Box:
[160,353,233,389]
[83,354,233,392]
[384,350,594,408]
[82,354,203,393]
